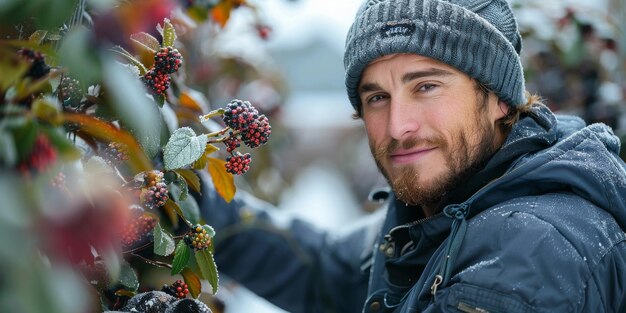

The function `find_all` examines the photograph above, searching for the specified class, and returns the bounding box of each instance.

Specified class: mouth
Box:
[390,147,437,165]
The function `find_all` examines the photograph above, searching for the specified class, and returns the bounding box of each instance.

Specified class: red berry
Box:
[142,68,171,96]
[153,47,183,75]
[18,134,57,175]
[225,152,251,175]
[222,99,259,132]
[140,171,169,209]
[241,114,271,148]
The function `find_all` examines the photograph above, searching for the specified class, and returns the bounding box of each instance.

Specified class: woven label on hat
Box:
[381,20,415,38]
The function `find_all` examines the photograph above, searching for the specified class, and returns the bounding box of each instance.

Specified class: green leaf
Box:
[31,97,62,124]
[169,176,189,202]
[13,120,38,161]
[207,157,236,203]
[153,223,175,256]
[181,268,202,299]
[195,249,219,295]
[174,169,201,193]
[178,195,201,225]
[171,240,191,275]
[29,30,48,44]
[118,262,139,292]
[104,60,161,159]
[163,127,208,170]
[191,144,219,170]
[202,224,215,238]
[162,18,177,48]
[110,46,148,76]
[40,127,81,161]
[130,32,160,53]
[154,94,165,107]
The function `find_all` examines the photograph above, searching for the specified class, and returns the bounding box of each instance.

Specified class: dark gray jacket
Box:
[197,104,626,313]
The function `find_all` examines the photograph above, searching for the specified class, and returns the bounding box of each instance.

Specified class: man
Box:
[197,0,626,312]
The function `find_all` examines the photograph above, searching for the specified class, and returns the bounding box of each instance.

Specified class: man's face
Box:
[358,54,508,208]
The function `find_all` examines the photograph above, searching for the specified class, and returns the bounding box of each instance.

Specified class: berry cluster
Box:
[18,134,57,175]
[17,48,50,79]
[183,225,212,251]
[141,171,169,209]
[220,99,271,175]
[241,114,271,148]
[162,280,189,299]
[154,47,183,74]
[141,46,183,97]
[120,209,158,248]
[142,69,171,96]
[225,152,251,175]
[58,76,83,109]
[103,142,129,166]
[222,99,258,131]
[223,135,241,154]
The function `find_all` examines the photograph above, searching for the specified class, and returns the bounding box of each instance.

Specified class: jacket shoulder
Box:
[450,193,626,312]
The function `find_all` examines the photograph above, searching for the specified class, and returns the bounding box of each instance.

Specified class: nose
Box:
[387,97,420,140]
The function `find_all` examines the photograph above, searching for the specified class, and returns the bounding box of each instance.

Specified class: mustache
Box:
[372,136,444,160]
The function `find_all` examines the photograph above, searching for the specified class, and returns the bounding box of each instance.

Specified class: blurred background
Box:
[1,0,625,312]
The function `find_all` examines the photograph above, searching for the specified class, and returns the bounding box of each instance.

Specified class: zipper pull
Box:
[430,275,443,296]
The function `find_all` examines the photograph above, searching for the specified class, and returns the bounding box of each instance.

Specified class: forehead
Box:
[362,53,463,78]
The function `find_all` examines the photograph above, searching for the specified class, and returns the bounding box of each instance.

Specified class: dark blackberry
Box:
[223,135,241,154]
[162,280,189,299]
[224,152,251,175]
[142,69,171,96]
[17,48,50,79]
[58,76,83,109]
[222,99,258,131]
[183,225,212,251]
[18,134,57,175]
[154,47,183,75]
[120,209,158,248]
[103,142,129,166]
[141,171,169,209]
[241,114,271,148]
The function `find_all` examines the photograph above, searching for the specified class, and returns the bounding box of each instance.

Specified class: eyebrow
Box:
[358,67,454,95]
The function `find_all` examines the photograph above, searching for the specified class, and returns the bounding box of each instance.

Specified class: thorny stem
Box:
[130,253,172,269]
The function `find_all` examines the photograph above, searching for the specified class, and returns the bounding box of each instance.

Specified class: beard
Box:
[370,97,500,209]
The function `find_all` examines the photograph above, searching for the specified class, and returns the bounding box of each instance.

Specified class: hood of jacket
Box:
[462,103,626,230]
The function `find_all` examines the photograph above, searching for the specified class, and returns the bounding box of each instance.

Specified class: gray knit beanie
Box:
[344,0,526,111]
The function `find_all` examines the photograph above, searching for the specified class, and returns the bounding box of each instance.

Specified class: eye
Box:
[416,83,438,92]
[365,94,388,105]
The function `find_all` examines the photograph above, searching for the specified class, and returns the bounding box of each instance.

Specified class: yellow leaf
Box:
[192,144,219,170]
[207,157,235,203]
[175,169,201,193]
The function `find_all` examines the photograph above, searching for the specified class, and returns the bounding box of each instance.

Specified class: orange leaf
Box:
[210,1,234,28]
[207,157,235,203]
[181,267,202,299]
[178,90,204,113]
[63,113,152,174]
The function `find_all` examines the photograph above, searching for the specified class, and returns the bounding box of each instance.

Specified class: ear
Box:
[492,99,509,120]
